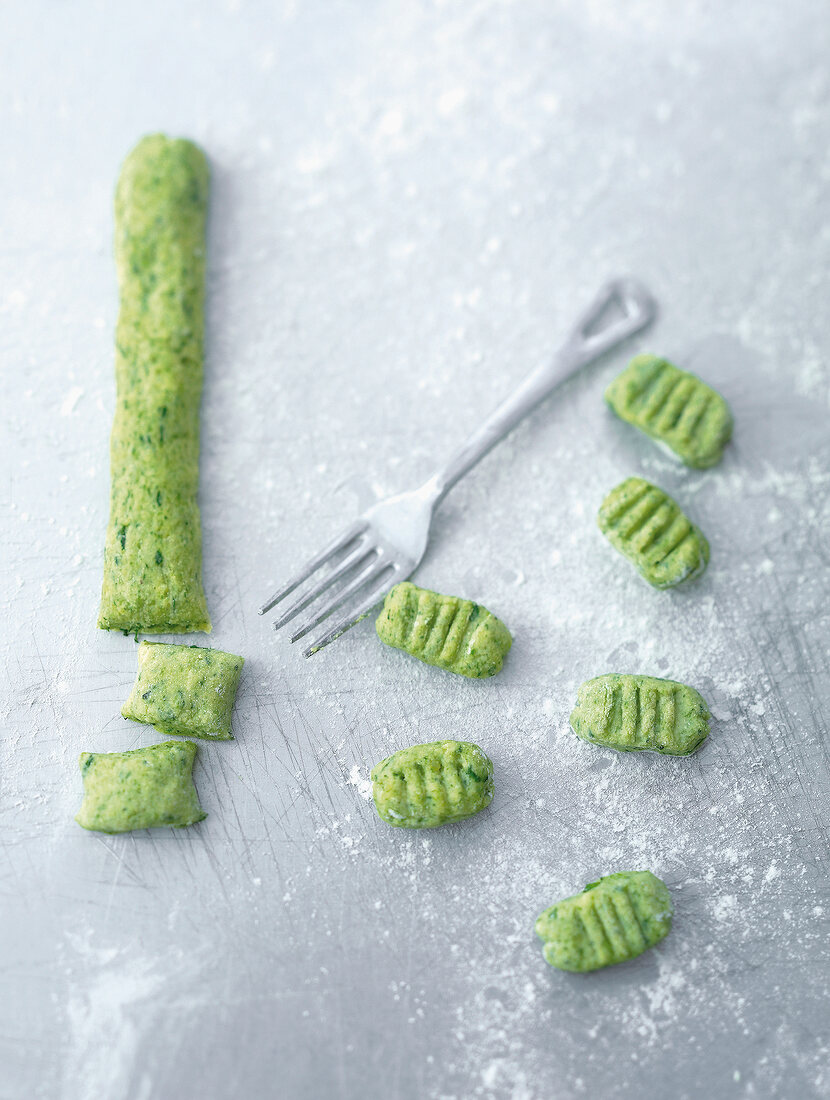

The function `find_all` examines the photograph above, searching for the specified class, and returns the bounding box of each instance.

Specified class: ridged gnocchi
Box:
[371,740,494,828]
[376,582,511,678]
[598,477,709,588]
[570,673,711,756]
[605,354,733,468]
[535,871,673,972]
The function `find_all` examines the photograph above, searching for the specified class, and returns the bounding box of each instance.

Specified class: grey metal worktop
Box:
[2,2,829,1097]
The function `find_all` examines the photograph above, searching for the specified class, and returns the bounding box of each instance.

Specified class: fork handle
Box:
[421,277,656,506]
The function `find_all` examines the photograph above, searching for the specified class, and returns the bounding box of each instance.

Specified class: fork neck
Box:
[414,470,453,512]
[417,345,574,509]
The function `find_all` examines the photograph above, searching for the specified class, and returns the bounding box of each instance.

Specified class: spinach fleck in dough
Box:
[535,871,673,972]
[570,673,711,756]
[598,476,709,589]
[122,642,244,740]
[605,354,733,468]
[371,740,494,828]
[98,134,211,634]
[375,582,512,678]
[75,740,206,834]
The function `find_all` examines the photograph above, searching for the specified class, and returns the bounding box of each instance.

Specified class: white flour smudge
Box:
[60,386,84,416]
[348,764,374,801]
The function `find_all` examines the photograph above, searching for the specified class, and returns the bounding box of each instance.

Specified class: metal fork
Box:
[260,277,656,655]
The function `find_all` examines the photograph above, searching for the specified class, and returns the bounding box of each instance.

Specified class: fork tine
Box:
[271,542,376,630]
[258,520,368,615]
[289,558,392,642]
[302,573,400,657]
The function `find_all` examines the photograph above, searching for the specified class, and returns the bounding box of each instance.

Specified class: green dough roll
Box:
[98,134,211,634]
[122,641,244,740]
[371,740,494,828]
[75,740,206,834]
[535,871,673,972]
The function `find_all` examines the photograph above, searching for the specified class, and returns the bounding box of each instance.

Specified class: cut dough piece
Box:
[605,354,733,468]
[122,641,244,740]
[598,476,709,588]
[375,582,512,678]
[371,740,494,828]
[535,871,673,972]
[570,673,711,756]
[98,134,211,634]
[75,740,206,834]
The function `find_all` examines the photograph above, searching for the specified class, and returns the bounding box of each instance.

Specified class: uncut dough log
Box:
[98,134,211,634]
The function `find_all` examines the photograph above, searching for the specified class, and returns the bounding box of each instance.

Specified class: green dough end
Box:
[570,673,711,756]
[598,476,709,589]
[605,354,733,468]
[121,641,244,740]
[535,871,673,972]
[98,134,211,634]
[371,740,494,828]
[75,740,206,834]
[375,581,512,678]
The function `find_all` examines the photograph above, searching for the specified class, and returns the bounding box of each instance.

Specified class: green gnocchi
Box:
[75,740,206,834]
[375,582,512,678]
[535,871,673,972]
[122,641,244,741]
[605,354,733,468]
[570,673,711,756]
[371,740,494,828]
[598,476,709,588]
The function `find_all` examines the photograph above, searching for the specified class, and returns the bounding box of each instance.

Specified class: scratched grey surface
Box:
[2,2,830,1098]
